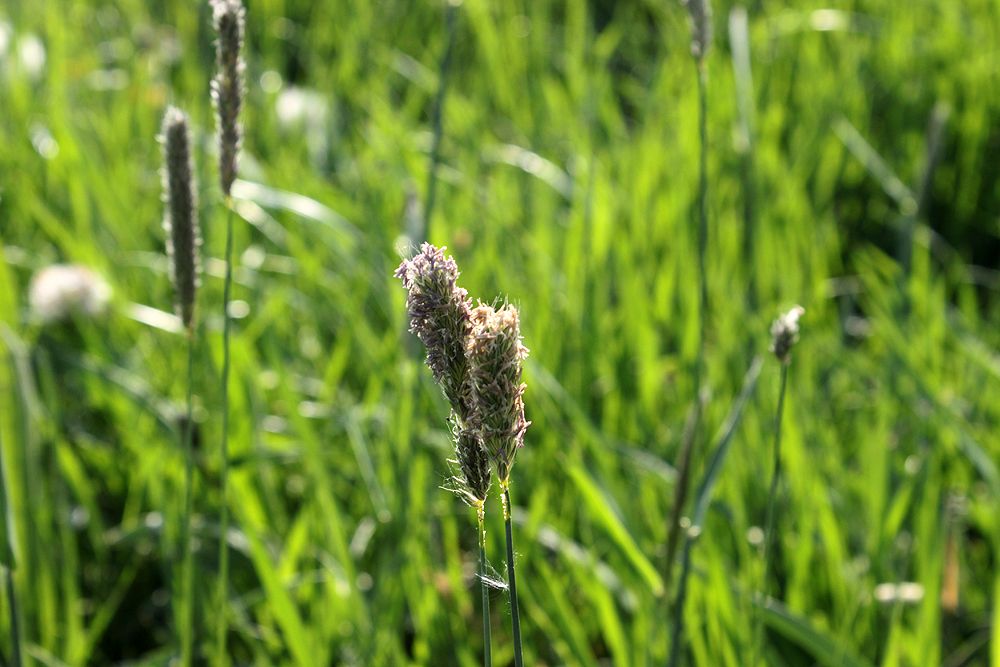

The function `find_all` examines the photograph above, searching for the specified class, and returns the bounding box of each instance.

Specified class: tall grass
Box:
[160,106,201,667]
[0,1,999,666]
[210,2,246,665]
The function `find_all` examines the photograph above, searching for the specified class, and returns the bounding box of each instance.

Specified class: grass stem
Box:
[0,393,19,667]
[479,505,492,667]
[696,61,709,384]
[756,362,789,660]
[763,364,788,587]
[180,333,196,667]
[502,487,523,667]
[4,567,20,667]
[422,1,458,242]
[216,200,234,667]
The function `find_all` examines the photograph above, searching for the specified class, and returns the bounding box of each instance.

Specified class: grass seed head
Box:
[451,420,491,505]
[211,0,246,198]
[395,243,475,420]
[469,303,529,486]
[160,107,201,333]
[770,305,804,365]
[683,0,713,62]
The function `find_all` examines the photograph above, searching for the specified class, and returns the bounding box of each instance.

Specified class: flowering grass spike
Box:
[469,304,529,487]
[395,243,490,503]
[211,0,245,198]
[160,107,201,333]
[683,0,713,62]
[770,305,804,365]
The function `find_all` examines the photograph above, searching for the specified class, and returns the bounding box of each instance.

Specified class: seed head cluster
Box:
[396,244,530,503]
[770,305,804,365]
[211,0,246,198]
[395,244,475,420]
[452,420,492,505]
[469,304,529,487]
[683,0,713,62]
[160,107,201,333]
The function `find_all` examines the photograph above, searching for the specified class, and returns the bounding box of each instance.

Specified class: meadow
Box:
[1,0,1000,665]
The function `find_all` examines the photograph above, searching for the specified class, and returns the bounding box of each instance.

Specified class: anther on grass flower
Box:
[160,107,201,333]
[683,0,713,61]
[769,305,805,365]
[469,304,529,486]
[395,243,475,420]
[211,0,246,199]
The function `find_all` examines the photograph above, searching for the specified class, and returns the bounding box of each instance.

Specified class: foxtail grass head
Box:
[469,303,529,487]
[160,107,201,333]
[211,0,246,198]
[683,0,713,62]
[770,306,804,365]
[395,243,475,420]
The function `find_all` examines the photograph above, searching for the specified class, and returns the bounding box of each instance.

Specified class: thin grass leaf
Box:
[243,528,318,667]
[754,596,876,667]
[690,356,763,529]
[565,463,664,597]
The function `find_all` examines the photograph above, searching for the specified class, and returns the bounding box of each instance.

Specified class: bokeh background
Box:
[1,0,1000,665]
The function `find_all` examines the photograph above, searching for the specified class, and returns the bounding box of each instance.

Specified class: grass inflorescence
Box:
[160,105,201,667]
[396,244,530,665]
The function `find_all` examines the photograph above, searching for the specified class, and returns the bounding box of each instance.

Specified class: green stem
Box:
[0,391,20,667]
[696,61,709,388]
[666,531,693,667]
[216,201,234,667]
[4,568,20,667]
[756,362,788,661]
[479,506,492,667]
[502,487,523,667]
[180,332,196,667]
[763,364,788,586]
[422,1,457,241]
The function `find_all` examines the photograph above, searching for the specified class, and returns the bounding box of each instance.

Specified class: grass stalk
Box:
[478,505,492,667]
[502,487,523,667]
[754,362,788,663]
[179,333,196,667]
[0,407,21,667]
[216,201,234,667]
[762,363,788,592]
[4,567,20,667]
[696,61,709,384]
[421,0,458,241]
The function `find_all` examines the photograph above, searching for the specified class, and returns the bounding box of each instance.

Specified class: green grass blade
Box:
[565,463,664,597]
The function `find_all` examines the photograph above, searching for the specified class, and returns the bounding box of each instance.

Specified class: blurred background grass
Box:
[1,0,1000,665]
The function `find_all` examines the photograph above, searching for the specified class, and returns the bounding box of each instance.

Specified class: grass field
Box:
[1,0,1000,665]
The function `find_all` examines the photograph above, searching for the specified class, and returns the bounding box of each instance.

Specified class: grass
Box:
[1,1,1000,665]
